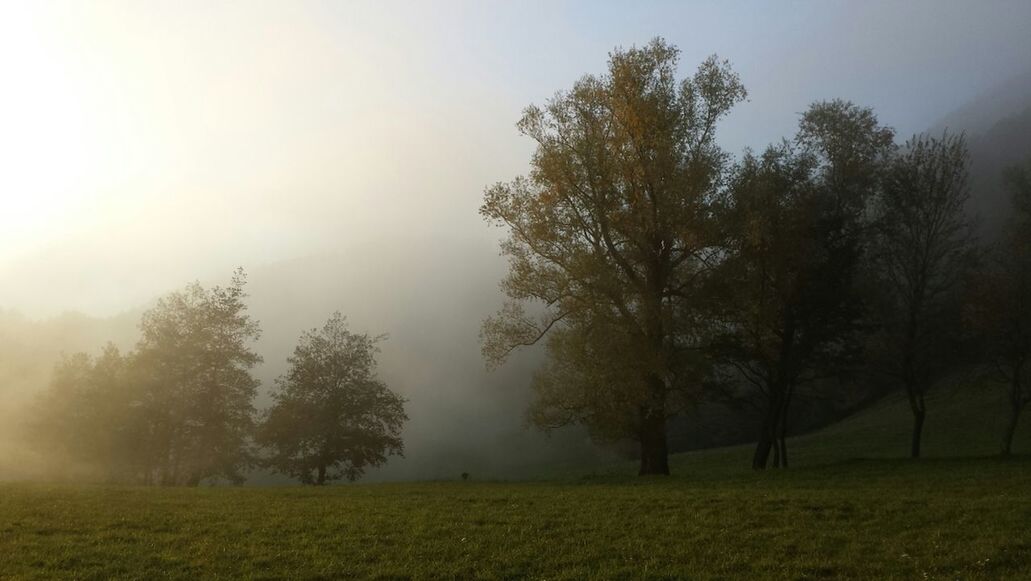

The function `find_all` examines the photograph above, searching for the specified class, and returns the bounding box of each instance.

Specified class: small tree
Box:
[31,347,135,479]
[969,159,1031,456]
[258,313,407,485]
[870,132,977,459]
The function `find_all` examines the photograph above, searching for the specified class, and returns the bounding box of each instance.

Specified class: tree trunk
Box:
[778,387,792,468]
[768,413,789,469]
[911,409,925,458]
[753,433,774,470]
[1001,404,1020,457]
[901,312,925,459]
[755,384,796,470]
[316,464,327,485]
[1001,374,1025,457]
[778,435,788,469]
[638,405,670,476]
[909,389,926,459]
[752,391,782,470]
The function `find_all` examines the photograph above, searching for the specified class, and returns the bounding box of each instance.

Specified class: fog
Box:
[2,1,1031,481]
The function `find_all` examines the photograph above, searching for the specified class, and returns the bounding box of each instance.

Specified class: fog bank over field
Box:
[244,241,612,481]
[0,238,612,481]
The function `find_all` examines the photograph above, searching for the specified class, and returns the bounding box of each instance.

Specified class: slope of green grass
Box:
[685,383,1030,472]
[554,383,1031,480]
[1,386,1029,579]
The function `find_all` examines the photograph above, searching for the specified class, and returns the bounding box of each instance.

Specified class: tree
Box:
[870,132,977,459]
[28,270,262,485]
[32,347,121,477]
[968,159,1031,456]
[258,313,407,485]
[30,344,153,481]
[481,39,746,475]
[133,268,263,485]
[714,101,893,470]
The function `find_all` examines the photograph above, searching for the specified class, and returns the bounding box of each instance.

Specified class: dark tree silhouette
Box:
[968,159,1031,456]
[870,132,977,459]
[258,313,406,485]
[714,100,892,470]
[480,38,746,475]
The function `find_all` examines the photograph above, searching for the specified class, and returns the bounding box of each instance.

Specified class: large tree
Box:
[870,132,977,458]
[133,269,263,485]
[968,159,1031,456]
[258,313,407,485]
[481,39,746,475]
[714,101,893,470]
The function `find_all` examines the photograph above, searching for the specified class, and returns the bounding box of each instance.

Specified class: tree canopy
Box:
[258,313,407,485]
[870,131,977,458]
[481,38,746,474]
[31,270,262,485]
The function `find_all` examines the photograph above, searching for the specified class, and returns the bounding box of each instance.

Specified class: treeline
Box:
[482,38,1031,474]
[30,270,407,485]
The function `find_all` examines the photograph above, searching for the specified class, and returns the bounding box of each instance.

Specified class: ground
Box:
[1,387,1029,579]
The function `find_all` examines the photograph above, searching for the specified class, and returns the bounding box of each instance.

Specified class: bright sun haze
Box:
[2,1,1031,317]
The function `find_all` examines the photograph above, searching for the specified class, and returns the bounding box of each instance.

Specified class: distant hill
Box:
[930,69,1031,233]
[931,70,1031,137]
[965,106,1031,232]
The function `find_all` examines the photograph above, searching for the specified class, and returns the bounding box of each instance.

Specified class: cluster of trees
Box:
[482,38,1031,474]
[969,160,1031,456]
[31,270,407,485]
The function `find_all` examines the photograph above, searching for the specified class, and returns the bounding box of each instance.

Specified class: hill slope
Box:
[668,383,1031,477]
[535,382,1031,481]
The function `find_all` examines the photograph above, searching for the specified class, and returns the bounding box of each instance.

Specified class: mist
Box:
[3,0,1031,483]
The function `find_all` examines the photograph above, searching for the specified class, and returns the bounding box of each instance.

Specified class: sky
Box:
[2,0,1031,318]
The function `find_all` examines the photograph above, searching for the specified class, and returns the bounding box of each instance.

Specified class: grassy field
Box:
[1,387,1030,579]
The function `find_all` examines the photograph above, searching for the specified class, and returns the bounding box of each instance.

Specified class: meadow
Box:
[1,387,1030,580]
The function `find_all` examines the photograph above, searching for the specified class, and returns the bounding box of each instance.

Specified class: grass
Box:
[1,386,1030,579]
[1,459,1030,579]
[583,382,1031,480]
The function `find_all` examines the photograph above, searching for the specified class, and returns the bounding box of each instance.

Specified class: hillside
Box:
[532,381,1031,481]
[929,68,1031,232]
